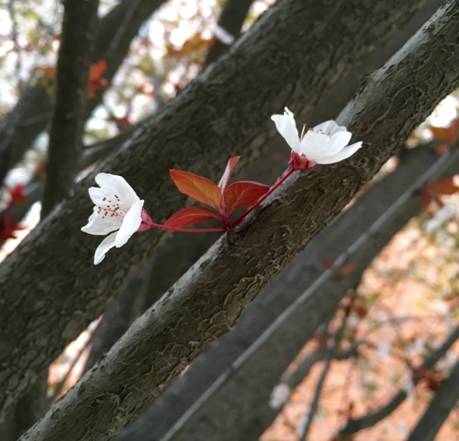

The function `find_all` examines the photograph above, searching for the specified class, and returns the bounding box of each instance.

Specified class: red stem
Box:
[147,222,226,234]
[233,165,296,227]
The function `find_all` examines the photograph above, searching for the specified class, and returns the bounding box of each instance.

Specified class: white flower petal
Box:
[271,107,301,153]
[115,199,144,248]
[94,232,118,265]
[300,132,332,160]
[313,120,345,134]
[88,187,107,205]
[316,141,363,164]
[95,173,140,206]
[323,131,353,156]
[81,211,121,236]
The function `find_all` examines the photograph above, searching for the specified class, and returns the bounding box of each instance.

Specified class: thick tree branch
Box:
[338,325,459,436]
[15,3,459,440]
[117,143,459,441]
[42,0,99,215]
[0,0,167,183]
[204,0,254,67]
[406,359,459,441]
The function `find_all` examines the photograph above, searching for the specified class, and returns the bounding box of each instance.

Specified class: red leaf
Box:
[169,169,222,209]
[89,60,108,82]
[426,177,459,196]
[165,206,220,228]
[8,184,25,204]
[223,181,269,214]
[87,60,108,98]
[435,143,450,156]
[218,156,240,191]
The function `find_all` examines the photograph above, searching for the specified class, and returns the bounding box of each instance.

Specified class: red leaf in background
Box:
[89,60,108,82]
[218,156,240,191]
[169,169,222,209]
[0,210,22,242]
[421,177,459,215]
[426,177,459,195]
[430,125,452,141]
[165,206,220,228]
[8,184,25,204]
[87,60,109,98]
[430,119,459,155]
[435,143,449,156]
[223,181,269,214]
[114,116,131,130]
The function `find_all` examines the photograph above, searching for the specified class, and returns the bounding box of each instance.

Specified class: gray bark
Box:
[42,0,99,214]
[16,2,459,440]
[406,359,459,441]
[0,0,430,418]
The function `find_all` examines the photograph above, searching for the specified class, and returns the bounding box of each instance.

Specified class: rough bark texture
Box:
[204,0,254,67]
[0,0,166,183]
[0,0,433,417]
[82,260,154,371]
[16,3,459,440]
[406,359,459,441]
[339,325,459,436]
[42,0,99,215]
[0,375,48,441]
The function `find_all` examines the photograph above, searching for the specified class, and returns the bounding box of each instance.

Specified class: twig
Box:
[7,0,23,94]
[337,325,459,437]
[405,358,459,441]
[299,295,356,440]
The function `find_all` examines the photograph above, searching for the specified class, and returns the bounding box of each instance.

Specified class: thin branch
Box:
[7,0,23,94]
[406,358,459,441]
[204,0,254,67]
[41,0,100,216]
[338,325,459,437]
[299,295,356,440]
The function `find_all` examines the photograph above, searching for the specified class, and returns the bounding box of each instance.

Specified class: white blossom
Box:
[81,173,144,265]
[271,107,363,166]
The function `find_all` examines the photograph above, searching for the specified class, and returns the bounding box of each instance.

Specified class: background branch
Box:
[338,325,459,437]
[42,0,99,215]
[406,358,459,441]
[0,0,167,184]
[204,0,254,67]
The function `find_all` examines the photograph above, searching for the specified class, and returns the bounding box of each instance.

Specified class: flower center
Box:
[96,194,125,219]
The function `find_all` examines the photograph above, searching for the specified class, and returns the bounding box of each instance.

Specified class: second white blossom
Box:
[271,107,362,168]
